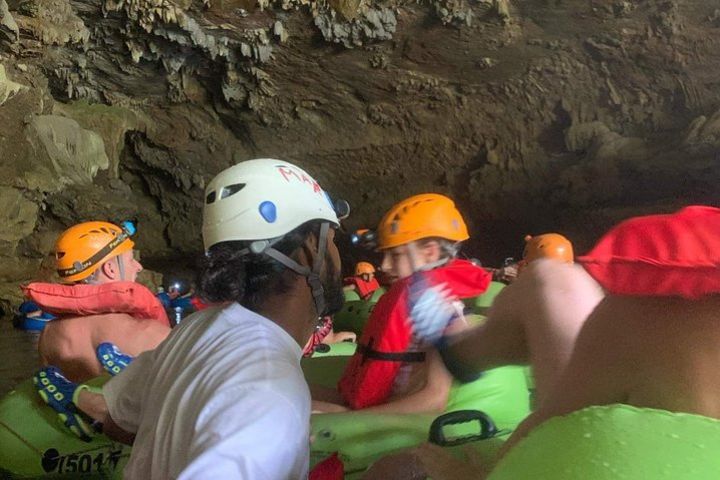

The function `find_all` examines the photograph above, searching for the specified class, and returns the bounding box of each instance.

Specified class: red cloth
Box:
[309,453,344,480]
[344,276,381,299]
[23,281,170,326]
[355,277,380,299]
[190,296,212,311]
[338,259,491,409]
[578,205,720,299]
[303,317,334,357]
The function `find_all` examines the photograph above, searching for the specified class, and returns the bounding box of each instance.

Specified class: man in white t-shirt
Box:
[34,159,349,479]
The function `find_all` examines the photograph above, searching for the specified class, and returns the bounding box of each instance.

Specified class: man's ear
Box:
[100,259,117,280]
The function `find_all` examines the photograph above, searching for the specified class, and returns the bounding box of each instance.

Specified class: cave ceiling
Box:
[0,0,719,308]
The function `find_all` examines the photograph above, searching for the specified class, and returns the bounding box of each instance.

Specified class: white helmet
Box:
[203,158,340,249]
[202,158,348,317]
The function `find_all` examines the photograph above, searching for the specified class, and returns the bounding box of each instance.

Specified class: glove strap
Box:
[435,336,484,384]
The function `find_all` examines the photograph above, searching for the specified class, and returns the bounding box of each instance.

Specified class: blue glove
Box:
[33,367,93,441]
[96,343,134,376]
[407,272,459,345]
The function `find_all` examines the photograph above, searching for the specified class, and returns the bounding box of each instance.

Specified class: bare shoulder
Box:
[504,260,604,318]
[523,259,602,293]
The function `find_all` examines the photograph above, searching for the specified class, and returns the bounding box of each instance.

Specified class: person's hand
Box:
[362,451,426,480]
[412,442,490,480]
[34,367,94,441]
[311,400,349,413]
[497,263,519,283]
[323,331,356,344]
[96,342,134,376]
[407,275,458,344]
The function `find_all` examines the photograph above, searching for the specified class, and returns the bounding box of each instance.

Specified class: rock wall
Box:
[1,0,719,312]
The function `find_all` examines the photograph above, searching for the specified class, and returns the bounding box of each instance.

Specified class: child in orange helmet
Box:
[313,194,492,414]
[343,261,381,299]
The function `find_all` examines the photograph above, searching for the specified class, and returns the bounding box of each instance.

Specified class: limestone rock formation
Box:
[0,0,719,313]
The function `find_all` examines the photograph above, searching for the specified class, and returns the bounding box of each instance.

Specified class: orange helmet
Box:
[377,194,469,250]
[523,233,574,265]
[355,262,375,276]
[55,221,135,283]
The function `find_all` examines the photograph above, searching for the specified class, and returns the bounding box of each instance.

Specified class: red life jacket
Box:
[22,281,170,327]
[344,276,381,300]
[337,259,491,409]
[309,453,344,480]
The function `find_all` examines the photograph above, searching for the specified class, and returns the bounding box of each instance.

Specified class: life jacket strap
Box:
[357,339,426,364]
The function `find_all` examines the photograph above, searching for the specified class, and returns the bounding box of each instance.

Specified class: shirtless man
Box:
[35,221,170,382]
[497,206,720,459]
[314,193,491,414]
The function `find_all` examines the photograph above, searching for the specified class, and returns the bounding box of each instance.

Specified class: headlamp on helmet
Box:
[351,229,378,250]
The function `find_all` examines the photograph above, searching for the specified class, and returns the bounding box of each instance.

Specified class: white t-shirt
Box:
[103,303,311,480]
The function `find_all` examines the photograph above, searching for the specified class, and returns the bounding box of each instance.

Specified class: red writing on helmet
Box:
[276,165,322,194]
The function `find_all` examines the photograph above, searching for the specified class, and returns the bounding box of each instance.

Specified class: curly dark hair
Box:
[196,221,324,312]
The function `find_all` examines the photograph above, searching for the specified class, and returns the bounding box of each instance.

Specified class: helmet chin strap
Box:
[407,241,451,274]
[255,222,331,318]
[117,256,126,282]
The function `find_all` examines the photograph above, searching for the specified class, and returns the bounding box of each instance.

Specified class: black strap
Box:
[258,222,330,317]
[57,231,131,278]
[357,339,426,364]
[435,336,483,383]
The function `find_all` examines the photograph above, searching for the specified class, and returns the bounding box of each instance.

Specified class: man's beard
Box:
[321,254,345,317]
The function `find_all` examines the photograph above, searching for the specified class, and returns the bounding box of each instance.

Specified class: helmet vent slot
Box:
[206,191,217,204]
[221,183,246,200]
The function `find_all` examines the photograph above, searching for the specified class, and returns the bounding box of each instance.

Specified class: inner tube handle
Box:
[428,410,499,447]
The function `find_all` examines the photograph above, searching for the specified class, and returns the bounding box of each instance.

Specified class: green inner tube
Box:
[0,341,529,479]
[488,404,720,480]
[306,344,531,475]
[0,376,129,479]
[333,287,386,336]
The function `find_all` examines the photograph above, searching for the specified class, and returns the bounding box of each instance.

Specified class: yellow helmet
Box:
[523,233,574,264]
[377,194,469,250]
[55,221,135,283]
[355,262,375,275]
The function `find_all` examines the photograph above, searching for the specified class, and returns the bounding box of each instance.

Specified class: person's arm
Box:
[311,399,349,413]
[99,346,160,436]
[322,330,356,344]
[356,349,453,414]
[438,286,528,379]
[75,390,135,445]
[494,299,628,461]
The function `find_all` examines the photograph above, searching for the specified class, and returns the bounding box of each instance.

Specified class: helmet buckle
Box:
[249,240,270,255]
